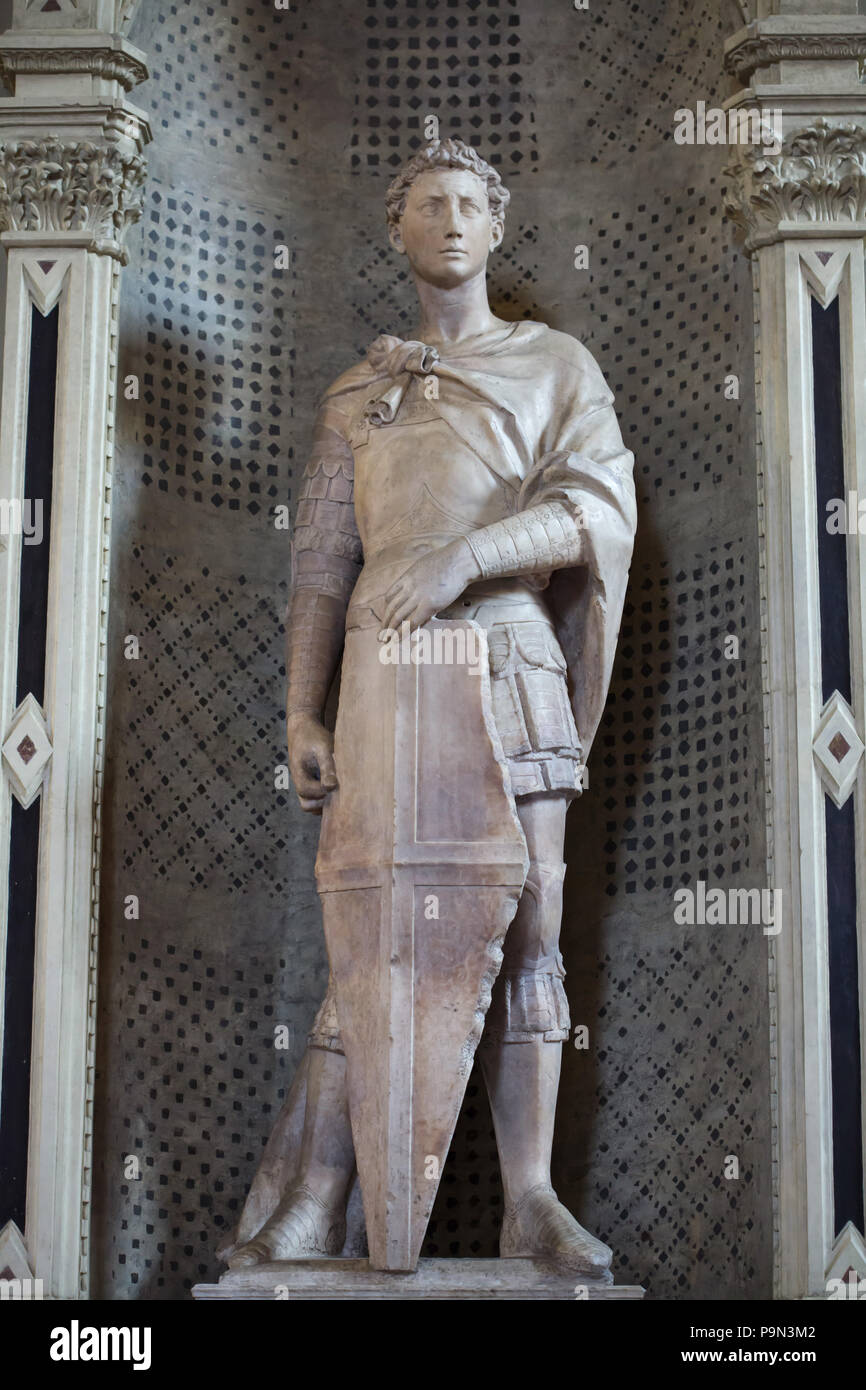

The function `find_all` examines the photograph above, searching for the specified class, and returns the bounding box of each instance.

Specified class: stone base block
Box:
[192,1258,645,1301]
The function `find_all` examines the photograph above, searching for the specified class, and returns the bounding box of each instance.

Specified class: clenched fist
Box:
[286,710,338,814]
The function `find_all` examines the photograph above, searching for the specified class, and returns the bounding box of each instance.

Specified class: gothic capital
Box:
[0,43,148,94]
[725,34,866,85]
[724,120,866,255]
[0,139,146,259]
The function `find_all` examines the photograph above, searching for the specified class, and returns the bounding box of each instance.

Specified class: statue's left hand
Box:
[380,539,481,632]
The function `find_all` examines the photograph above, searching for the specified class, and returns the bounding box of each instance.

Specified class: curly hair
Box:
[385,139,510,234]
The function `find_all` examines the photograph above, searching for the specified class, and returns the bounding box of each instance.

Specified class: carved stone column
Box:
[0,0,149,1299]
[725,3,866,1299]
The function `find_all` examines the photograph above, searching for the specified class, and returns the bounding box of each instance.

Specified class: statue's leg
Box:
[479,791,613,1280]
[228,985,355,1266]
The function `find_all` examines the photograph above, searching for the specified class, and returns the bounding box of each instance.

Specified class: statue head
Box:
[385,139,510,289]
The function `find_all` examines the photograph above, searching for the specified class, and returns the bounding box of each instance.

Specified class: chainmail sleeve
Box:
[286,402,362,721]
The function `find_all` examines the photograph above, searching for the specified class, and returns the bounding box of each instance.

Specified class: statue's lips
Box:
[440,247,467,255]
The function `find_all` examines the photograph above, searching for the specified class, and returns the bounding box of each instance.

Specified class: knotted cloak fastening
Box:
[363,335,441,426]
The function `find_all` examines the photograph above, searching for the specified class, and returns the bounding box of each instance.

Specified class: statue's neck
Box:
[412,268,503,349]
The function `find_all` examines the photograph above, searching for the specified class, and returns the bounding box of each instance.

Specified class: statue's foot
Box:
[227,1184,346,1268]
[500,1182,614,1282]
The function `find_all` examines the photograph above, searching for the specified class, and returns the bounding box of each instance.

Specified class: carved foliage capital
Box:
[0,139,146,251]
[724,120,866,254]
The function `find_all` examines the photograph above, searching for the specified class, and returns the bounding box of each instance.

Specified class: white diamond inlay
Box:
[813,690,864,809]
[2,693,53,810]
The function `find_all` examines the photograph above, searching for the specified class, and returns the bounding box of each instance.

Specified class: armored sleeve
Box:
[464,498,585,579]
[286,402,362,720]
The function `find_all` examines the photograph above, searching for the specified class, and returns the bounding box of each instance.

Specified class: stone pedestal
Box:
[192,1258,645,1302]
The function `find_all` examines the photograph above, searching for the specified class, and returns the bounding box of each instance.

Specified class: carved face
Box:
[390,168,502,288]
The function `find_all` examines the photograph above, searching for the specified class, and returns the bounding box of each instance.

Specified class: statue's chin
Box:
[409,257,487,290]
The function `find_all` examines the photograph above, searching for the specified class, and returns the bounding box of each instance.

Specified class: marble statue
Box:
[218,139,636,1280]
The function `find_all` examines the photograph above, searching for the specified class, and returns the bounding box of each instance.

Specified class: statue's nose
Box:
[443,204,465,237]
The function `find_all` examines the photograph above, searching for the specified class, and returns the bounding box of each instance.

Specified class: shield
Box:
[315,619,528,1271]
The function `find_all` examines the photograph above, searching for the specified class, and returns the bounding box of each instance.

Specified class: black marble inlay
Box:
[825,796,865,1234]
[0,800,40,1230]
[812,293,863,1234]
[16,304,58,707]
[0,304,58,1229]
[812,297,850,706]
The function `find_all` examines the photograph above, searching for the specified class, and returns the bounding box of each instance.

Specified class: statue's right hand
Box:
[286,711,338,815]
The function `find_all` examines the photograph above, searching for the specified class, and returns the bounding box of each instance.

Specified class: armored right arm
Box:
[287,403,362,725]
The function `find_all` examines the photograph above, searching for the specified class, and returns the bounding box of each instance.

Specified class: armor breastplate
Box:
[348,389,515,613]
